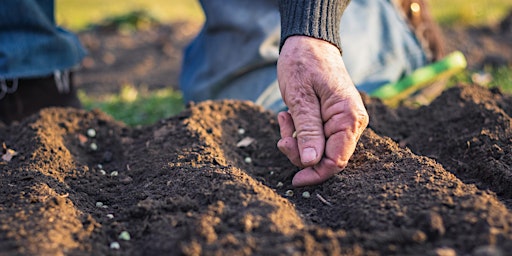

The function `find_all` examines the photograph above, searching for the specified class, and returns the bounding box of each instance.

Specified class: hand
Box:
[277,36,369,187]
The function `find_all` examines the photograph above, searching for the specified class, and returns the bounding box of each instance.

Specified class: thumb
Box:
[288,94,325,167]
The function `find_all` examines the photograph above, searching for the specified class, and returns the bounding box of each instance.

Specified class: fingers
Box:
[287,95,325,167]
[291,131,354,187]
[277,111,303,167]
[292,98,368,187]
[291,159,343,187]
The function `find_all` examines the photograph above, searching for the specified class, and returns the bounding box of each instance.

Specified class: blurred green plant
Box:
[447,66,512,93]
[89,10,159,34]
[78,85,184,127]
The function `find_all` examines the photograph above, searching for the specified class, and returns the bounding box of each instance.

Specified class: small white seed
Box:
[87,128,97,138]
[100,169,106,175]
[302,191,311,198]
[119,231,131,241]
[110,242,120,250]
[276,182,283,188]
[269,171,274,175]
[238,128,245,135]
[97,164,103,169]
[244,157,252,164]
[285,190,294,197]
[106,214,114,219]
[90,142,98,151]
[110,171,119,177]
[96,202,104,207]
[292,131,297,138]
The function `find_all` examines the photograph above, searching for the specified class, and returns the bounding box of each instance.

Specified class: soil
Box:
[1,12,512,256]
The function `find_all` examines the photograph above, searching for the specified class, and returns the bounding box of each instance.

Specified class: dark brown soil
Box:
[2,84,512,255]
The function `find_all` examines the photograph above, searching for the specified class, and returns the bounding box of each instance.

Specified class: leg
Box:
[0,0,86,124]
[180,0,429,112]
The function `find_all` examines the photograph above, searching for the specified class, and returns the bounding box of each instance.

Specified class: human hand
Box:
[276,36,369,187]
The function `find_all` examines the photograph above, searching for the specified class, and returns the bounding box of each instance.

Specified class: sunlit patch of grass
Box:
[78,85,185,126]
[430,0,512,27]
[447,66,512,94]
[56,0,204,31]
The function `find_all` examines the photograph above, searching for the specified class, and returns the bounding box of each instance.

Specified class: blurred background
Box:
[54,0,512,126]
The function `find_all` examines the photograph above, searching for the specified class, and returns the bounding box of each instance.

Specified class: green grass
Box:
[78,86,184,127]
[449,67,512,94]
[56,0,204,31]
[430,0,512,26]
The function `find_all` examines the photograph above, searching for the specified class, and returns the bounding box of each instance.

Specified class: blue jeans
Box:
[0,0,86,79]
[181,0,427,112]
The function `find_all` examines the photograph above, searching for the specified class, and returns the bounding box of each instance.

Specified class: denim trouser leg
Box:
[180,0,427,113]
[0,0,86,79]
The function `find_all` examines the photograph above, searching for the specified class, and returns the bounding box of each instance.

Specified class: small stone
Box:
[302,191,311,198]
[244,157,252,164]
[119,231,131,241]
[100,169,106,175]
[285,190,294,197]
[106,214,114,219]
[97,164,103,169]
[90,142,98,151]
[96,202,104,207]
[110,242,120,250]
[433,247,456,256]
[269,171,274,175]
[276,182,283,188]
[110,171,119,177]
[238,128,245,135]
[87,128,97,138]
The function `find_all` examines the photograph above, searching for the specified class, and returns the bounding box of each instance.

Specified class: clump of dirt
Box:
[1,84,512,255]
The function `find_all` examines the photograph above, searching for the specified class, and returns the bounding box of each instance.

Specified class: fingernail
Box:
[302,148,317,163]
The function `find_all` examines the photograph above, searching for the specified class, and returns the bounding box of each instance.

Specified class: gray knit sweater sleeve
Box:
[278,0,351,54]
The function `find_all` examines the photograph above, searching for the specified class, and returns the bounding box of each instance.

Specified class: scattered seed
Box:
[238,128,245,135]
[100,169,106,175]
[90,142,98,151]
[276,182,284,188]
[316,193,333,206]
[102,205,109,209]
[244,157,252,164]
[119,231,131,241]
[87,128,97,138]
[269,171,274,175]
[97,164,103,169]
[302,191,311,198]
[292,131,297,138]
[96,202,104,207]
[285,190,294,197]
[110,171,119,177]
[236,137,255,147]
[110,242,120,250]
[106,214,114,219]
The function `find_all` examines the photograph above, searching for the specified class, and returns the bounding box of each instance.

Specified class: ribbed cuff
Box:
[278,0,350,54]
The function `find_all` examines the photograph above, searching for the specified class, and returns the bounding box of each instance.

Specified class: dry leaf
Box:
[237,137,255,148]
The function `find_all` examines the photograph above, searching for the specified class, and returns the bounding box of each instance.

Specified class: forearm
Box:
[278,0,351,53]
